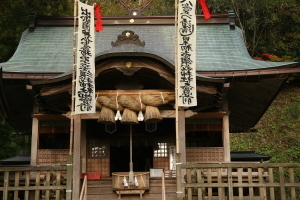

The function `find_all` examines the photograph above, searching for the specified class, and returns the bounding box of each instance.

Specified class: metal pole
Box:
[129,124,134,185]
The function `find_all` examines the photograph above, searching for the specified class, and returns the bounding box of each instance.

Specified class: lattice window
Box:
[87,139,109,158]
[154,143,168,157]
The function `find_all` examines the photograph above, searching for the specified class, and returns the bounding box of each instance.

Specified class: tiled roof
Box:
[0,25,296,74]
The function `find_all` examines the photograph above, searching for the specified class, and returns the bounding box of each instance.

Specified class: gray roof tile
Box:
[0,25,296,74]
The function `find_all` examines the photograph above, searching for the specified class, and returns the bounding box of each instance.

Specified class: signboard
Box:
[150,168,163,177]
[169,145,176,170]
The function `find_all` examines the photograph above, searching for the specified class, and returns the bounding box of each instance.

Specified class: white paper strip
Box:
[177,0,197,107]
[75,1,96,114]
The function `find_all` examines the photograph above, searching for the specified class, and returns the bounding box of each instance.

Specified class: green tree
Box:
[0,0,73,62]
[0,122,29,160]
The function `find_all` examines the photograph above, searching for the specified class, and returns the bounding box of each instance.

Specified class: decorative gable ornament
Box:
[111,30,145,47]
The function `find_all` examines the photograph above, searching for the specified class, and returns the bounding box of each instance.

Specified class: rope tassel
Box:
[115,110,122,121]
[115,93,122,121]
[134,176,139,186]
[122,176,128,187]
[138,94,144,121]
[138,111,144,121]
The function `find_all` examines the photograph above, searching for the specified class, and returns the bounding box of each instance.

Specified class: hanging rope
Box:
[160,92,165,104]
[115,93,122,121]
[138,94,144,121]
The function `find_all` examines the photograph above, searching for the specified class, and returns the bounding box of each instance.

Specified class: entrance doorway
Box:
[110,144,153,173]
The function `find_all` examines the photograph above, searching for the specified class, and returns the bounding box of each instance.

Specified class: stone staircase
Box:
[87,178,177,200]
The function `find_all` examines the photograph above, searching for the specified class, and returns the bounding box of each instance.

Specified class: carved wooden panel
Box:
[186,147,224,163]
[38,149,69,165]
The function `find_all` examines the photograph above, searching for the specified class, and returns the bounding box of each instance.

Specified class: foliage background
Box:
[0,0,299,167]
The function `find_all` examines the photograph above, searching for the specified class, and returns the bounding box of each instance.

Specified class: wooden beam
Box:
[30,118,39,165]
[40,84,71,96]
[189,112,226,119]
[96,90,174,95]
[196,85,217,95]
[222,97,230,162]
[33,114,69,121]
[81,120,87,173]
[72,115,81,200]
[185,124,222,131]
[178,109,186,165]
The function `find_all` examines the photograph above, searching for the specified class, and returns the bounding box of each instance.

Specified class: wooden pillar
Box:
[178,108,186,164]
[222,97,231,162]
[72,115,81,200]
[30,118,39,165]
[81,120,87,173]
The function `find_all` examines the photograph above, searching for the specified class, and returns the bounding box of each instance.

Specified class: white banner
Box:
[75,1,96,114]
[169,145,176,170]
[177,0,197,107]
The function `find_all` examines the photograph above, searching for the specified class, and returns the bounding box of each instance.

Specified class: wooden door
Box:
[86,138,110,177]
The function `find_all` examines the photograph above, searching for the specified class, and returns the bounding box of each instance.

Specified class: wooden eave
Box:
[2,72,61,80]
[197,67,300,78]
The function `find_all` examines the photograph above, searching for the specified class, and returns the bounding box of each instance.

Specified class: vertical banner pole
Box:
[69,0,78,155]
[175,0,179,154]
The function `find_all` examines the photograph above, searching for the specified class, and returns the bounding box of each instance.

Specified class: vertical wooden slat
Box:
[66,155,73,200]
[279,167,286,200]
[176,153,183,200]
[187,169,192,200]
[14,171,20,200]
[289,168,296,200]
[24,171,30,200]
[207,168,212,200]
[237,167,243,200]
[35,171,40,200]
[258,168,266,200]
[196,169,203,200]
[268,168,275,200]
[247,168,254,200]
[217,168,223,200]
[3,171,9,200]
[45,171,51,200]
[227,167,233,200]
[55,171,61,200]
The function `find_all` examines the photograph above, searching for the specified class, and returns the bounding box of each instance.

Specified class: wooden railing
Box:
[0,156,72,200]
[79,175,87,200]
[176,153,300,200]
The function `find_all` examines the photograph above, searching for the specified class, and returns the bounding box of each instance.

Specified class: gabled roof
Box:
[0,15,297,74]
